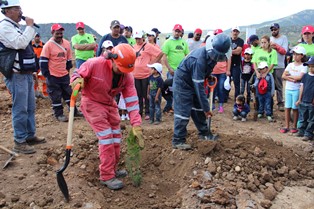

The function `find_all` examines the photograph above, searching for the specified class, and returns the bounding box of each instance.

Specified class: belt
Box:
[13,71,33,74]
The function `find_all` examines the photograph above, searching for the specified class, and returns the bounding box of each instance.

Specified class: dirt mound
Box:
[0,83,314,209]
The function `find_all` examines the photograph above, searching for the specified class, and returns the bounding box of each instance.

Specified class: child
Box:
[281,46,307,133]
[147,63,164,125]
[241,48,254,105]
[252,62,275,122]
[295,56,314,142]
[233,95,250,122]
[162,78,173,114]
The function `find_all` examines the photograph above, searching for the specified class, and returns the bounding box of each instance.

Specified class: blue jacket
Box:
[173,47,217,113]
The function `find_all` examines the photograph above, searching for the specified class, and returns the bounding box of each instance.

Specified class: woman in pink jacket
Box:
[70,44,144,190]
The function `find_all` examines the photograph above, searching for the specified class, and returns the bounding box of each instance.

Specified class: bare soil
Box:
[0,79,314,209]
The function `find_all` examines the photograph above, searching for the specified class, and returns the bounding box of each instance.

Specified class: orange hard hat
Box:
[111,44,136,73]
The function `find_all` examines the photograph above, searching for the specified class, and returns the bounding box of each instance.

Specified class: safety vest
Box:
[32,41,44,58]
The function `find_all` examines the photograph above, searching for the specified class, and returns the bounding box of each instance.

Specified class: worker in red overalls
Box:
[70,43,144,190]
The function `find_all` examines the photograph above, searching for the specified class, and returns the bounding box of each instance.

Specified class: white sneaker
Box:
[121,114,126,121]
[126,114,130,120]
[241,117,247,122]
[233,116,238,120]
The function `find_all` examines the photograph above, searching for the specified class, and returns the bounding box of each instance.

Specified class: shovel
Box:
[56,83,81,202]
[0,145,19,169]
[205,76,218,140]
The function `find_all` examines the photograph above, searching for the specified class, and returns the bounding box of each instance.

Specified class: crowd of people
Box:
[0,0,313,190]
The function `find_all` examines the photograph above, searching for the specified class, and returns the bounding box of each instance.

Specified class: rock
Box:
[262,185,277,201]
[274,181,284,192]
[0,192,5,199]
[247,181,258,192]
[46,156,58,166]
[277,166,289,175]
[204,157,211,165]
[36,155,48,164]
[235,166,241,172]
[11,195,19,202]
[207,162,217,174]
[191,181,201,189]
[264,157,279,167]
[254,147,265,157]
[262,172,272,182]
[260,199,272,208]
[0,199,6,207]
[288,169,299,180]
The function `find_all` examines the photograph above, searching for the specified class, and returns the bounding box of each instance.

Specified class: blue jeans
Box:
[233,109,248,118]
[240,79,251,102]
[257,91,272,116]
[76,59,86,69]
[212,73,226,104]
[149,92,162,122]
[231,65,241,100]
[298,102,314,138]
[172,88,208,145]
[5,73,36,143]
[163,95,173,112]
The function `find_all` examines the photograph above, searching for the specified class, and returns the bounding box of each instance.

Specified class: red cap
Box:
[51,24,64,32]
[173,24,183,32]
[194,28,202,34]
[214,29,223,35]
[301,25,314,34]
[76,22,85,29]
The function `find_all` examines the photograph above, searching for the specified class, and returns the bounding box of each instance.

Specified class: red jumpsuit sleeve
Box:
[122,73,142,127]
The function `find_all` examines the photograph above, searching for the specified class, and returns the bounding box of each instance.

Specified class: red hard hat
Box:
[214,29,223,35]
[111,44,136,73]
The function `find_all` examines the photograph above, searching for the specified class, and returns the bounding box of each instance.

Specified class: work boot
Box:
[57,115,68,122]
[199,134,219,141]
[13,142,36,154]
[74,110,84,117]
[115,169,128,178]
[172,143,192,150]
[100,178,124,190]
[26,136,46,145]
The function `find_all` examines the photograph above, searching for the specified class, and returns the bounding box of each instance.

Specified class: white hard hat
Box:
[101,40,113,49]
[147,63,162,76]
[0,0,20,9]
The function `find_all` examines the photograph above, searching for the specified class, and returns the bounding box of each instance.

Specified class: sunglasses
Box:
[0,0,8,6]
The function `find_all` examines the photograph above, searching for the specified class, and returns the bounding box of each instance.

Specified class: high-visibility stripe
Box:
[125,96,138,103]
[174,114,189,120]
[52,103,62,107]
[23,58,35,64]
[99,138,121,145]
[192,107,203,111]
[192,79,204,83]
[39,60,48,63]
[65,99,70,103]
[112,129,121,134]
[127,104,139,112]
[96,128,112,137]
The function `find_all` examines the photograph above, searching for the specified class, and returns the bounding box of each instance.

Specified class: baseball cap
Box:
[301,25,314,34]
[35,32,40,37]
[244,48,253,55]
[147,31,156,37]
[0,0,20,9]
[125,26,133,33]
[110,20,120,28]
[51,24,64,32]
[120,24,125,30]
[270,23,280,30]
[151,28,161,34]
[101,40,114,49]
[147,63,162,76]
[231,26,240,32]
[173,24,183,32]
[133,31,144,39]
[303,56,314,66]
[258,61,268,69]
[76,22,85,29]
[248,35,259,44]
[194,28,202,34]
[214,29,223,35]
[292,45,306,55]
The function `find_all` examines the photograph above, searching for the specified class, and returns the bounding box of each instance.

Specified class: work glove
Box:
[70,77,84,90]
[132,126,144,149]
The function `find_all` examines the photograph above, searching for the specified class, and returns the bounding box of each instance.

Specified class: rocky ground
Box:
[0,78,314,209]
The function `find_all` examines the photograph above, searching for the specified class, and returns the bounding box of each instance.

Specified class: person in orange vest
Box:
[32,33,48,98]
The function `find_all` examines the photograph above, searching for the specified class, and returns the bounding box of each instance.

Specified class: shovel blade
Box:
[2,155,14,169]
[56,171,69,202]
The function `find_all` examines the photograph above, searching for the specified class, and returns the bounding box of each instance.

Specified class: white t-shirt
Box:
[284,62,307,90]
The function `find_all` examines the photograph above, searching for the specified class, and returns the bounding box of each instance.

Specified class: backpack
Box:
[258,78,268,95]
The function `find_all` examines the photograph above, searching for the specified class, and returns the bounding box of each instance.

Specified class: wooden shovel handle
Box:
[0,145,19,156]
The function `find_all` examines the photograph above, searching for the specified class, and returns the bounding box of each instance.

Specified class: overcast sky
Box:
[19,0,313,35]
